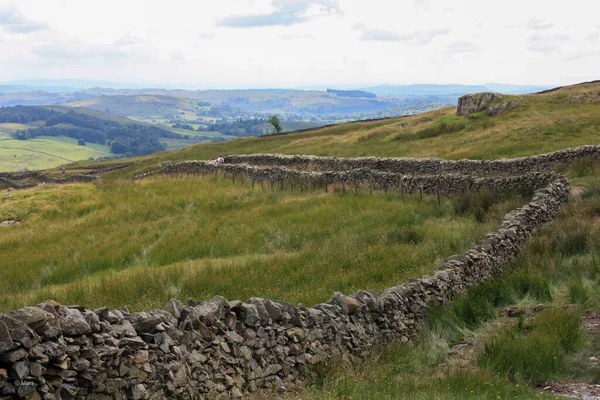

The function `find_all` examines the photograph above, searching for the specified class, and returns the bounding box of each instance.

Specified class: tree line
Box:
[2,106,179,156]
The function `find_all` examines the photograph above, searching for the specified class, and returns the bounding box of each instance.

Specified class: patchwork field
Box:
[0,136,112,171]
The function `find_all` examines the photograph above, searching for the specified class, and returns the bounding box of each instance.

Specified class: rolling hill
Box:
[96,80,599,176]
[0,105,186,171]
[0,81,599,399]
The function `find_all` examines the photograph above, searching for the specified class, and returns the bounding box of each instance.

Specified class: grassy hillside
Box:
[0,136,112,171]
[0,105,184,171]
[108,81,599,172]
[0,176,515,311]
[1,81,599,399]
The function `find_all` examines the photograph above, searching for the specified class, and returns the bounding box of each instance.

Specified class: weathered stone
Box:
[84,311,101,332]
[112,320,137,338]
[0,319,18,355]
[457,92,503,117]
[1,348,27,363]
[163,298,184,319]
[0,314,39,348]
[487,100,522,116]
[128,310,175,335]
[9,307,61,339]
[233,303,260,327]
[132,383,147,400]
[58,308,91,336]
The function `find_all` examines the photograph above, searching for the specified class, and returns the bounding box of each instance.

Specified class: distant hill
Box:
[326,89,377,98]
[358,84,489,97]
[0,105,179,158]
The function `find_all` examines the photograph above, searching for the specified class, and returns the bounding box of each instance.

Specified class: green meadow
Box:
[0,136,112,171]
[0,174,514,312]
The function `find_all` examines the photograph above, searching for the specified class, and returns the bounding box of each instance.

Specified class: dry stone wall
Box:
[224,144,600,176]
[134,160,558,198]
[0,149,575,399]
[0,174,99,191]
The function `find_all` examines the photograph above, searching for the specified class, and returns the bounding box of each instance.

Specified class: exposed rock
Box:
[487,100,522,116]
[0,314,39,348]
[9,307,61,339]
[457,92,503,116]
[58,308,91,336]
[163,298,184,319]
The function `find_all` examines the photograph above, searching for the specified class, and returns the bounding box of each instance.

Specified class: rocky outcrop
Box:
[457,92,503,117]
[487,100,523,116]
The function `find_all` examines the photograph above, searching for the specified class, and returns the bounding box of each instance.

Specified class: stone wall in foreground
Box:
[0,161,572,399]
[225,144,600,175]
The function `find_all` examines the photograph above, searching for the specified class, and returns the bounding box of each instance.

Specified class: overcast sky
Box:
[0,0,598,89]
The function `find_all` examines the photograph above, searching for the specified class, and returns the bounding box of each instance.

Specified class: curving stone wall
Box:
[134,160,560,198]
[0,151,574,399]
[224,144,600,176]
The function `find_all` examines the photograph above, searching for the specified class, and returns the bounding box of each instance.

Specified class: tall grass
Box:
[0,176,503,311]
[415,115,469,139]
[479,308,584,382]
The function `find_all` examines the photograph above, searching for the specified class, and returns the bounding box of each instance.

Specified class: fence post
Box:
[369,182,372,196]
[420,186,423,201]
[437,189,441,205]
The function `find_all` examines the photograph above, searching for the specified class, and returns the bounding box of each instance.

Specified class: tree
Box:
[267,115,283,135]
[78,139,86,146]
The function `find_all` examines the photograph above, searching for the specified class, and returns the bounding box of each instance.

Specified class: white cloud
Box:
[0,0,599,87]
[358,27,451,43]
[217,0,341,28]
[0,4,47,33]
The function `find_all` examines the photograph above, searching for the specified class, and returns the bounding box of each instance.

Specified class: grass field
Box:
[0,135,112,171]
[288,172,600,399]
[0,174,518,312]
[1,81,600,398]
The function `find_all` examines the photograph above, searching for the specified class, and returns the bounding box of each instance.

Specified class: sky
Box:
[0,0,598,89]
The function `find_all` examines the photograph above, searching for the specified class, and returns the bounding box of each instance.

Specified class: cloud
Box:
[217,0,341,28]
[528,33,569,53]
[0,6,48,33]
[443,41,479,54]
[197,32,216,40]
[527,19,554,31]
[359,27,451,43]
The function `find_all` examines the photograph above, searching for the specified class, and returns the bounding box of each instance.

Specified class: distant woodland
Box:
[1,106,178,156]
